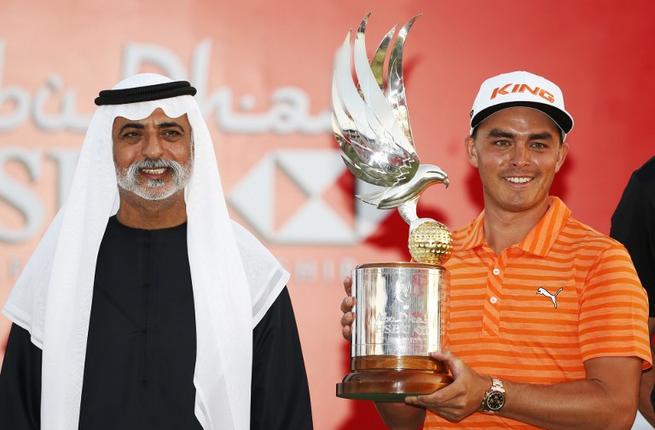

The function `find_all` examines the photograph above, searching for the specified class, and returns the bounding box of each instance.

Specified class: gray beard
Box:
[116,157,193,201]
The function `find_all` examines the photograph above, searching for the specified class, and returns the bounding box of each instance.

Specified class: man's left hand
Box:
[405,351,490,422]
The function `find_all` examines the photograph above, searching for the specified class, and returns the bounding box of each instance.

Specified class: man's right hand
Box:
[340,276,355,341]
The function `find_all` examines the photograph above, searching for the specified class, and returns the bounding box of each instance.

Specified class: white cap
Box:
[470,71,574,135]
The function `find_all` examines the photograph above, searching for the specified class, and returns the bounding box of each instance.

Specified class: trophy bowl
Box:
[337,262,452,401]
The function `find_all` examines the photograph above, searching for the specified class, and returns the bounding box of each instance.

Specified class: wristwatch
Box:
[480,378,506,413]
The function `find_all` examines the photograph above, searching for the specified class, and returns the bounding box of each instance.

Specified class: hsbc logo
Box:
[228,149,390,245]
[490,83,555,103]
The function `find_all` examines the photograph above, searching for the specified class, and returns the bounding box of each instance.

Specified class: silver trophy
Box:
[332,13,453,401]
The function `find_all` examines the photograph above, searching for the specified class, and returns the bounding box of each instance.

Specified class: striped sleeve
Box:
[578,243,651,367]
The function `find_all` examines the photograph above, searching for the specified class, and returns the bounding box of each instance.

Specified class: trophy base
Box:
[336,355,453,402]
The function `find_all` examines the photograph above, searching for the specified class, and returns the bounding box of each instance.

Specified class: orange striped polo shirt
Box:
[424,196,651,429]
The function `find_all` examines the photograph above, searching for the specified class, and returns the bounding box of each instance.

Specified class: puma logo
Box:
[536,287,563,309]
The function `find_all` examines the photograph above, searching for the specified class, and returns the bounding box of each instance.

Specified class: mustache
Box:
[126,158,187,178]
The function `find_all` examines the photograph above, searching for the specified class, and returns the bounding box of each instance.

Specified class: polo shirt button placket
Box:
[490,266,502,306]
[481,257,505,337]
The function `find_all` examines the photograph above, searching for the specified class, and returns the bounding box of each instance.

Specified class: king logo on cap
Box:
[490,83,555,104]
[470,70,574,135]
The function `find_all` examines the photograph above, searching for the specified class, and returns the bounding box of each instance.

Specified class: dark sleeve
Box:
[0,323,42,429]
[610,173,655,316]
[250,287,313,430]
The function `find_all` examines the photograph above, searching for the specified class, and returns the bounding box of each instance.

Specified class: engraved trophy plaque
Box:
[332,14,454,401]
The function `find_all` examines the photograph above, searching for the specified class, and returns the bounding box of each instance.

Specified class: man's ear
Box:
[554,141,569,173]
[465,136,479,168]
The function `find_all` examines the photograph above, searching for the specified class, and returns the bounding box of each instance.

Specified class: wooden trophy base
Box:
[336,355,453,402]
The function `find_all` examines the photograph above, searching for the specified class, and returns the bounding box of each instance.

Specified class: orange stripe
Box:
[580,334,649,344]
[490,295,570,303]
[582,346,650,356]
[448,315,483,323]
[456,349,582,360]
[501,306,578,314]
[500,316,578,325]
[580,312,648,324]
[462,361,585,372]
[582,288,645,301]
[450,273,488,280]
[448,304,488,312]
[447,337,582,348]
[448,327,483,335]
[500,327,578,337]
[578,324,646,336]
[582,300,649,313]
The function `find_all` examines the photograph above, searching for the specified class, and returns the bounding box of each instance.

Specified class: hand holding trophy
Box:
[332,13,454,401]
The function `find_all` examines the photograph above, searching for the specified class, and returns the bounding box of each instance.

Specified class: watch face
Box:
[486,391,505,411]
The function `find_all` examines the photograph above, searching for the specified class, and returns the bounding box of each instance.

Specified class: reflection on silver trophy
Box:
[332,13,454,401]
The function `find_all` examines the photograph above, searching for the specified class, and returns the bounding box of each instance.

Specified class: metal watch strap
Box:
[480,377,506,413]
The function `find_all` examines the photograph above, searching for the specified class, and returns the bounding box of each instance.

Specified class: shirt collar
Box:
[459,196,571,257]
[459,210,486,251]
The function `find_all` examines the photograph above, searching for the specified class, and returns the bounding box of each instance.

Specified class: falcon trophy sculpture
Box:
[331,13,452,264]
[333,13,454,402]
